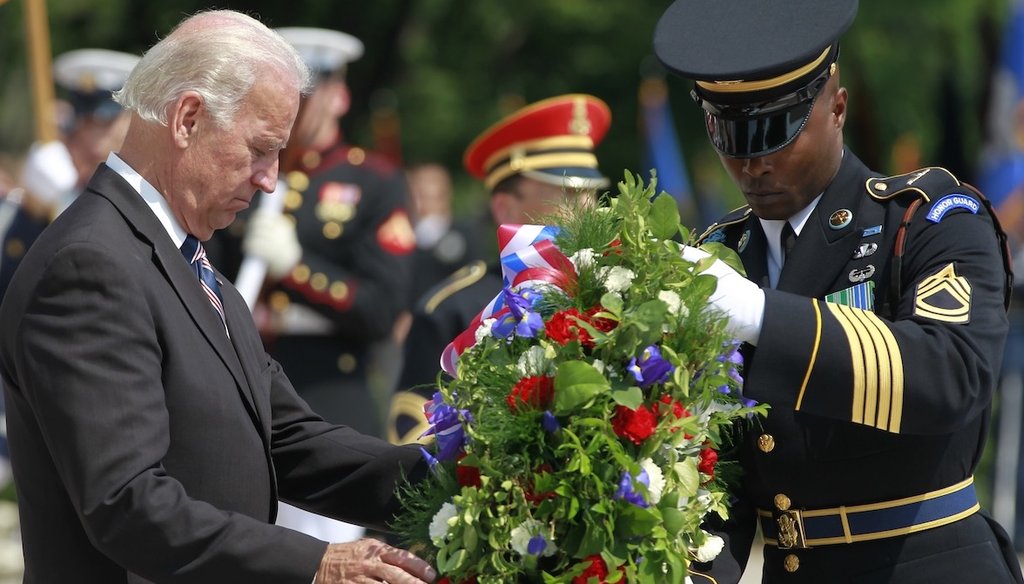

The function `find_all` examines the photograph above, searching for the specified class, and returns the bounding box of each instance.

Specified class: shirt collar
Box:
[105,152,188,249]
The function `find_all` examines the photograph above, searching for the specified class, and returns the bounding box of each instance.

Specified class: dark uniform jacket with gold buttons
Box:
[260,140,415,435]
[690,151,1021,583]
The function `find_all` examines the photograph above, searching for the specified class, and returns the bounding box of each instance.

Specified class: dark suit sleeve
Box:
[15,243,326,583]
[748,208,1008,435]
[264,357,427,530]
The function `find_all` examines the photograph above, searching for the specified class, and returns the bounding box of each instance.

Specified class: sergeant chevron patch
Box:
[914,263,971,323]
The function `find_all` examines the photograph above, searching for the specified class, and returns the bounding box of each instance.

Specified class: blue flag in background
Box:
[639,77,699,224]
[979,0,1024,246]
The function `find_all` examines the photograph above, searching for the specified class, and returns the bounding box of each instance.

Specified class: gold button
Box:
[286,171,310,192]
[347,147,366,165]
[268,291,290,312]
[323,221,343,239]
[783,554,800,573]
[302,150,321,169]
[329,282,349,300]
[774,494,791,511]
[291,265,311,284]
[875,182,888,191]
[284,189,303,211]
[757,434,775,453]
[338,353,357,373]
[310,273,329,291]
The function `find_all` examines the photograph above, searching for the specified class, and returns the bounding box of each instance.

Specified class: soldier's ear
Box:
[832,87,848,131]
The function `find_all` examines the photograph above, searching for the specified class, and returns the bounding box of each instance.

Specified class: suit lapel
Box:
[84,166,262,424]
[738,222,771,289]
[777,152,875,297]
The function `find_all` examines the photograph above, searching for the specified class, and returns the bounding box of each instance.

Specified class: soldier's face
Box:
[492,178,594,225]
[717,77,847,221]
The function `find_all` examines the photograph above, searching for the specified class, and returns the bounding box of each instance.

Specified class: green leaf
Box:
[675,457,699,497]
[649,193,681,240]
[600,292,624,316]
[662,507,685,536]
[554,361,610,413]
[610,386,643,409]
[614,504,660,539]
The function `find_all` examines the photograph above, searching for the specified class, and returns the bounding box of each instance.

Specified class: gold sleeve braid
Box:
[823,303,905,433]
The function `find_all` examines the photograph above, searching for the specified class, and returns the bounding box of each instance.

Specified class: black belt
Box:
[758,477,979,549]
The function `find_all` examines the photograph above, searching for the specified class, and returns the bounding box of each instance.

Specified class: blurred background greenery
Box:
[0,0,1013,227]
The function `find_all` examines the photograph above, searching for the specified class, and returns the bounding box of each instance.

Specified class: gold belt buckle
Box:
[776,509,808,549]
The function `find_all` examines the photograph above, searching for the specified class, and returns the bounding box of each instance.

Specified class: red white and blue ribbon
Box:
[440,224,576,376]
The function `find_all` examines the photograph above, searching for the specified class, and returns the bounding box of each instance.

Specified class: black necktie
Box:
[780,222,797,264]
[180,235,227,330]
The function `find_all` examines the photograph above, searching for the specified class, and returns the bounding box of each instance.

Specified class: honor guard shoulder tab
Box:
[697,205,751,245]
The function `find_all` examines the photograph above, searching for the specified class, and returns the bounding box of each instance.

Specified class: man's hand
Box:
[314,539,437,584]
[682,245,765,345]
[242,210,302,279]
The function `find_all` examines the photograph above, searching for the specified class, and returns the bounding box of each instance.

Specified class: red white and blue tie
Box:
[180,235,227,332]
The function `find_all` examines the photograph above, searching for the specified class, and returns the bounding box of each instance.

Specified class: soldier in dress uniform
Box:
[388,94,611,444]
[652,1,1022,582]
[1,49,138,298]
[240,27,415,438]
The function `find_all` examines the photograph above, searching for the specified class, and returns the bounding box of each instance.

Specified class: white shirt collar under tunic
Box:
[758,194,821,288]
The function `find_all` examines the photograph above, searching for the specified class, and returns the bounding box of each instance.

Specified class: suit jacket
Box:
[691,152,1019,583]
[0,164,425,583]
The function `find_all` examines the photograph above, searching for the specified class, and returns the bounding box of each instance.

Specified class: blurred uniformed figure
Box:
[388,94,610,445]
[236,26,415,545]
[651,0,1021,582]
[1,49,138,298]
[238,27,415,435]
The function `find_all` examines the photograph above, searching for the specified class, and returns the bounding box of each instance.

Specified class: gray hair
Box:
[114,10,312,127]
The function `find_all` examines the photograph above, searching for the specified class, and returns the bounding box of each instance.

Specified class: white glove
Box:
[682,245,765,345]
[20,140,77,206]
[242,210,302,280]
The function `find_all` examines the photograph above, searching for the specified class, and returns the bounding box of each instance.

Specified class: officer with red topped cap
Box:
[654,0,1021,582]
[387,94,611,445]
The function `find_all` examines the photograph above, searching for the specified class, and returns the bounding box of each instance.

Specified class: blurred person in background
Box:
[387,94,611,445]
[238,25,416,544]
[1,48,138,298]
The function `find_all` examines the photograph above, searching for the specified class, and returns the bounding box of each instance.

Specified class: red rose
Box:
[573,555,609,584]
[507,375,555,412]
[612,404,657,445]
[456,462,481,488]
[656,395,694,438]
[699,446,718,480]
[545,306,617,348]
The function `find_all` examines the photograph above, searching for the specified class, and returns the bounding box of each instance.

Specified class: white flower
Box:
[639,458,665,504]
[429,502,458,547]
[570,248,598,270]
[591,359,606,374]
[510,518,557,557]
[657,290,688,318]
[693,531,725,562]
[517,345,549,376]
[474,318,496,344]
[599,266,635,293]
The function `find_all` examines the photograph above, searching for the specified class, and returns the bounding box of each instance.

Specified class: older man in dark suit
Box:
[0,10,434,584]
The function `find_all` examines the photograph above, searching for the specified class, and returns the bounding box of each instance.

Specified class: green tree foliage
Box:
[0,0,1013,222]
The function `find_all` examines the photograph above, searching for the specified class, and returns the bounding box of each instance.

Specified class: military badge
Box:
[914,263,971,323]
[705,228,727,243]
[852,242,878,259]
[829,208,853,229]
[317,182,361,223]
[862,225,882,237]
[848,265,875,283]
[738,229,750,252]
[376,209,416,255]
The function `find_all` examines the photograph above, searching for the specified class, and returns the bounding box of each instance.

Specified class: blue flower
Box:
[420,392,471,463]
[542,411,561,433]
[716,341,744,392]
[491,288,544,338]
[614,468,651,508]
[627,345,674,388]
[527,535,549,556]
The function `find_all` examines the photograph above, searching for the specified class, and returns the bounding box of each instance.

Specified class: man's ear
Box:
[832,86,848,131]
[170,91,204,149]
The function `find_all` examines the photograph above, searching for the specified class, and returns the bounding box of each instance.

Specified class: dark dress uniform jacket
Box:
[0,165,424,583]
[268,141,414,435]
[693,151,1021,583]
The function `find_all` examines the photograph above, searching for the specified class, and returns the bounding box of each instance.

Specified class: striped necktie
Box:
[180,235,227,330]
